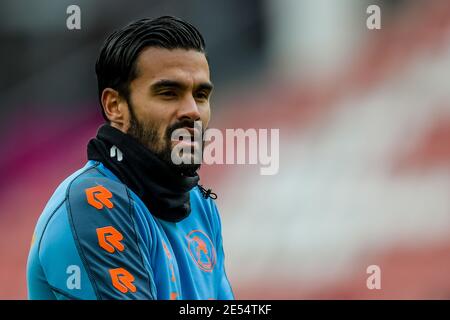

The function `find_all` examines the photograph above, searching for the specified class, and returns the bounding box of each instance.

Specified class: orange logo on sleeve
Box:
[109,268,136,293]
[96,226,125,253]
[85,185,113,209]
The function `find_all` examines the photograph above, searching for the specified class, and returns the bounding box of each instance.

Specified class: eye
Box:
[195,91,209,100]
[159,91,177,97]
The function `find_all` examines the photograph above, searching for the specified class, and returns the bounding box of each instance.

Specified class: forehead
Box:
[134,47,210,84]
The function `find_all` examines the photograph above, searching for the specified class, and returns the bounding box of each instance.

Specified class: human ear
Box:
[101,88,130,132]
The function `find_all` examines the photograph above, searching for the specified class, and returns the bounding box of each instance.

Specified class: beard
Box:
[127,103,202,176]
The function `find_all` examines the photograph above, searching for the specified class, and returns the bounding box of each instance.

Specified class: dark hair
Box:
[95,16,206,121]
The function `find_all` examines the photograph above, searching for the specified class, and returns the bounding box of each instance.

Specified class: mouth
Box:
[171,127,200,143]
[168,122,203,150]
[184,127,201,139]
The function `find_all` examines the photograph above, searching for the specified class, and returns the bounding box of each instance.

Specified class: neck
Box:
[87,124,200,222]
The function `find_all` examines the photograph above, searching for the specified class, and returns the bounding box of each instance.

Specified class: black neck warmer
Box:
[87,124,202,222]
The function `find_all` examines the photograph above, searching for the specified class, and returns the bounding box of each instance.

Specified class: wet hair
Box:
[95,16,206,120]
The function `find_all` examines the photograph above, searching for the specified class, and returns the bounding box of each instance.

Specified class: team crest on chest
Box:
[186,230,216,272]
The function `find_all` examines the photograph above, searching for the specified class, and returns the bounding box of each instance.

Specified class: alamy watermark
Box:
[366,264,381,290]
[66,5,81,30]
[366,5,381,30]
[171,121,280,176]
[66,265,81,290]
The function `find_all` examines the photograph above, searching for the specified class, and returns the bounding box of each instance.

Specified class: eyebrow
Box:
[150,79,214,93]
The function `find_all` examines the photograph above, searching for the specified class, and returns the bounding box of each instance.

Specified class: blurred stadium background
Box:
[0,0,449,299]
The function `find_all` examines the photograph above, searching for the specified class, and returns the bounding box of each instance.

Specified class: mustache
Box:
[166,120,203,138]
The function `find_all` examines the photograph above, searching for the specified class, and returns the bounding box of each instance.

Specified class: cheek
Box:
[160,124,171,141]
[200,105,211,128]
[139,102,170,134]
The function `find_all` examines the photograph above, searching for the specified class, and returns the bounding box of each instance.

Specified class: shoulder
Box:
[35,161,135,256]
[32,162,155,299]
[191,186,218,213]
[66,165,132,218]
[65,164,137,245]
[190,186,223,234]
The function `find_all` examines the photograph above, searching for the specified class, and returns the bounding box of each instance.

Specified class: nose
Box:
[177,95,201,122]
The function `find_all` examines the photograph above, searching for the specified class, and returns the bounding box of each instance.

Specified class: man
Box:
[27,16,234,300]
